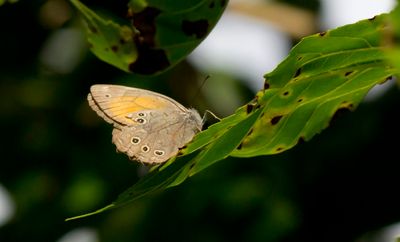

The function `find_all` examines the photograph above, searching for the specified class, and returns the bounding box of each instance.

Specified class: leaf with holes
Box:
[231,13,398,157]
[71,0,227,74]
[127,0,228,74]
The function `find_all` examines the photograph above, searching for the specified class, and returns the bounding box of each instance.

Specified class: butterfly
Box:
[87,84,203,165]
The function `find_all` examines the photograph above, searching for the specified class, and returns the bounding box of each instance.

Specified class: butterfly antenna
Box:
[203,110,221,124]
[191,75,210,104]
[191,75,221,124]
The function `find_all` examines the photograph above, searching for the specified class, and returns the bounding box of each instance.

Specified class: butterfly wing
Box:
[112,109,201,164]
[88,84,187,127]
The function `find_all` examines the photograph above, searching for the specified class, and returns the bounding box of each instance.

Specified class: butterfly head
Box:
[188,108,203,132]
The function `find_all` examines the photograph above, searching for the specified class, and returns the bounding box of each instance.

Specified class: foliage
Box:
[67,2,400,220]
[71,0,227,74]
[1,1,400,241]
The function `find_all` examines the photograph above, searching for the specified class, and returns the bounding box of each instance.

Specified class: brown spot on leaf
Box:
[271,115,283,125]
[345,71,353,76]
[189,162,196,170]
[264,81,270,90]
[111,45,118,52]
[297,56,303,61]
[237,142,243,150]
[384,76,393,82]
[297,98,303,103]
[340,101,354,110]
[246,104,254,114]
[88,24,98,33]
[319,31,327,36]
[283,91,290,96]
[131,7,161,46]
[128,7,172,74]
[276,147,283,152]
[182,19,209,39]
[294,68,302,78]
[247,128,254,136]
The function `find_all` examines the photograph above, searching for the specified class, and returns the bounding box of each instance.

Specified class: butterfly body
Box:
[88,84,202,165]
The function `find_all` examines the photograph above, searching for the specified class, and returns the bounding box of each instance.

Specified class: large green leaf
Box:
[70,0,138,72]
[66,11,400,220]
[71,0,227,74]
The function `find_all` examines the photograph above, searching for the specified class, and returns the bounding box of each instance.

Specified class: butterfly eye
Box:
[135,118,146,124]
[154,150,165,156]
[141,145,150,152]
[138,112,146,117]
[131,137,141,144]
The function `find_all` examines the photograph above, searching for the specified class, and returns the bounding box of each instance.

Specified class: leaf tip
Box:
[64,204,115,222]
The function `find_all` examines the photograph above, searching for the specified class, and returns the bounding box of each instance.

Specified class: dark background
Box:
[1,1,399,242]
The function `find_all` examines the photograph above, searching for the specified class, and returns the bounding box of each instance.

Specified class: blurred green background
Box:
[1,0,400,242]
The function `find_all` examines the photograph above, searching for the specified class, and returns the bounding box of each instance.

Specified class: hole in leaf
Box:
[182,19,209,39]
[88,24,98,33]
[264,81,270,90]
[345,71,354,76]
[111,45,118,52]
[246,104,254,114]
[294,68,302,78]
[271,115,283,125]
[384,76,393,82]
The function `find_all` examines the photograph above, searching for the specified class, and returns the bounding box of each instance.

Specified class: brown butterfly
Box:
[88,84,203,165]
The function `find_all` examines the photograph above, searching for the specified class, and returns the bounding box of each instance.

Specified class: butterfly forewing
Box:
[88,85,187,126]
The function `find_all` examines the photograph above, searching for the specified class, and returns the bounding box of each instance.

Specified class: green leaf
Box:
[231,14,397,157]
[70,0,138,72]
[71,0,227,74]
[386,3,400,82]
[67,10,400,220]
[127,0,228,74]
